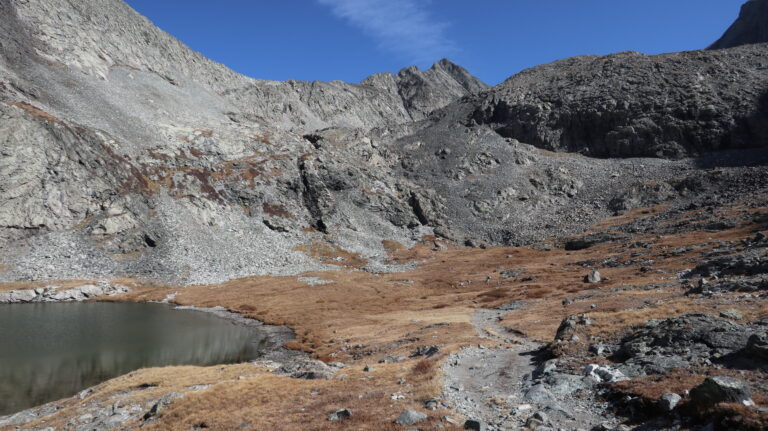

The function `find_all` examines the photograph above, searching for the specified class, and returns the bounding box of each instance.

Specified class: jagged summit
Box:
[432,58,489,93]
[357,58,488,121]
[710,0,768,49]
[390,58,488,94]
[231,56,488,131]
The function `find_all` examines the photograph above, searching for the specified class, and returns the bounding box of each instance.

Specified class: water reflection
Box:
[0,302,267,415]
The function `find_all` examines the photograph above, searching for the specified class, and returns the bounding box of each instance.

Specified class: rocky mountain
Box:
[710,0,768,49]
[0,0,486,284]
[1,0,768,286]
[363,59,489,120]
[373,45,768,245]
[464,47,768,158]
[230,58,488,132]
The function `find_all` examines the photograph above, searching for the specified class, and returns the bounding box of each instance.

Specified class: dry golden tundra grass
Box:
[2,202,767,430]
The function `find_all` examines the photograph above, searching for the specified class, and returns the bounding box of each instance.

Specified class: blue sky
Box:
[125,0,744,85]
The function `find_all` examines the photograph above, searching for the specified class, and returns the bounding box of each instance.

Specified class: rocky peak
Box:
[4,0,768,288]
[397,65,422,76]
[431,58,489,94]
[391,59,488,95]
[365,58,490,120]
[354,58,488,122]
[710,0,768,49]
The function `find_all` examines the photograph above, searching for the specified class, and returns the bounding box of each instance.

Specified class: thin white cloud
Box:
[317,0,456,65]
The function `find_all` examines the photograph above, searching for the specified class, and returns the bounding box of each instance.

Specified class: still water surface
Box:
[0,302,267,415]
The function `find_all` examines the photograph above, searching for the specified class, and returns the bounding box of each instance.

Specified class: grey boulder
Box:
[659,393,682,412]
[690,376,754,407]
[328,409,352,422]
[746,332,768,360]
[585,270,602,283]
[395,410,427,426]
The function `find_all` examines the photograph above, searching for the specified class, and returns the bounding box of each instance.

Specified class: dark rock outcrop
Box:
[710,0,768,49]
[619,314,751,358]
[690,376,754,407]
[616,314,754,375]
[467,47,768,158]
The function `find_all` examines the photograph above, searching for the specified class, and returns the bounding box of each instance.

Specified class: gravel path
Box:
[442,306,615,430]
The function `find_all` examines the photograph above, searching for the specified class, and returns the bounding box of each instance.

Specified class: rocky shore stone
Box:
[276,359,334,380]
[0,283,128,304]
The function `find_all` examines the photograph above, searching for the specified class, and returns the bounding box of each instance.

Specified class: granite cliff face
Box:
[1,0,768,285]
[710,0,768,49]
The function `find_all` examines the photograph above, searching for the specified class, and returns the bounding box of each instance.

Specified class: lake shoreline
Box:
[0,297,304,425]
[167,304,304,364]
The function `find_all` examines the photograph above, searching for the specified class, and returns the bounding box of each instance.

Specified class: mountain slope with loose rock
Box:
[0,0,487,284]
[2,0,768,284]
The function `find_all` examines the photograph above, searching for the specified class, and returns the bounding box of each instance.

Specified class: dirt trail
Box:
[441,306,539,429]
[442,306,611,430]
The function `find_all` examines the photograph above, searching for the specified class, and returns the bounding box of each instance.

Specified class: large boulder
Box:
[395,410,427,426]
[276,360,334,380]
[584,270,601,284]
[746,332,768,360]
[659,393,682,412]
[690,376,754,407]
[554,314,592,342]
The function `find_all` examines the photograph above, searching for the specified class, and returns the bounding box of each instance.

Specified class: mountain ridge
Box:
[3,0,486,134]
[0,0,767,286]
[710,0,768,49]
